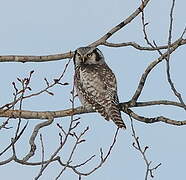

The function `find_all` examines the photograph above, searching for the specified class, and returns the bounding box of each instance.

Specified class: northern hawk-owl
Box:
[73,46,126,129]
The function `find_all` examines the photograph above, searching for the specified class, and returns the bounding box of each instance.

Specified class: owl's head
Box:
[73,46,105,67]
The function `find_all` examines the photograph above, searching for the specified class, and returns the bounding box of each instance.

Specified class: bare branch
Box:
[140,0,186,110]
[34,84,77,180]
[123,108,186,126]
[131,38,185,103]
[0,157,13,165]
[22,115,54,162]
[140,1,154,47]
[152,32,186,110]
[130,117,161,180]
[0,117,12,130]
[14,73,32,140]
[0,0,151,63]
[0,97,185,127]
[39,134,45,170]
[164,0,186,110]
[73,155,96,168]
[90,0,151,47]
[0,52,73,63]
[134,100,185,108]
[0,121,28,157]
[0,1,185,178]
[103,40,186,50]
[55,126,89,180]
[0,106,87,119]
[71,128,119,177]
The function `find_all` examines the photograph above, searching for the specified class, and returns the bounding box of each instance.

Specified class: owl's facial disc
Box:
[74,46,105,66]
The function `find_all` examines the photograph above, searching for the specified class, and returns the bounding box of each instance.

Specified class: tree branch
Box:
[123,108,186,126]
[103,40,186,50]
[165,0,186,110]
[0,0,151,63]
[22,115,54,162]
[0,98,185,126]
[90,0,150,47]
[130,117,161,180]
[0,52,73,63]
[70,128,119,177]
[131,38,185,103]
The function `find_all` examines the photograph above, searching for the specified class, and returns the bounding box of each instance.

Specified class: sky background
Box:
[0,0,186,179]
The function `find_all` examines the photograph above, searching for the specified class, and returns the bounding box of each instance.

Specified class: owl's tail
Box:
[94,102,126,129]
[108,105,126,129]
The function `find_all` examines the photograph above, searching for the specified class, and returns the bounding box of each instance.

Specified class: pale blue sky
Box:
[0,0,186,179]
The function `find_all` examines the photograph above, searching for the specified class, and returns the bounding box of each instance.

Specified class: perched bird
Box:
[73,46,126,129]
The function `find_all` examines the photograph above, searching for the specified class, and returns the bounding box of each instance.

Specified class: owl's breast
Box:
[79,66,106,92]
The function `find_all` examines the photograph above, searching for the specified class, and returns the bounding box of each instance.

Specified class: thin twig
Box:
[70,128,119,177]
[130,116,161,180]
[0,121,28,157]
[165,0,186,110]
[39,134,45,170]
[34,83,78,180]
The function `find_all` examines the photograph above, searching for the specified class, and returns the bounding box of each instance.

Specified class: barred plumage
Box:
[73,46,126,129]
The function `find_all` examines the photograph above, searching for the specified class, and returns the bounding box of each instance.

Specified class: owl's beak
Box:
[82,56,87,63]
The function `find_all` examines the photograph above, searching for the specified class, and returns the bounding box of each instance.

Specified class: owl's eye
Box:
[77,53,81,57]
[87,53,93,57]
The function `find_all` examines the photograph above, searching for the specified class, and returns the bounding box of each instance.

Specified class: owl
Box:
[73,46,126,129]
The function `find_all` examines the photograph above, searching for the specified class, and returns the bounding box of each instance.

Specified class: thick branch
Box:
[0,107,88,119]
[0,52,73,63]
[0,39,185,63]
[0,100,185,126]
